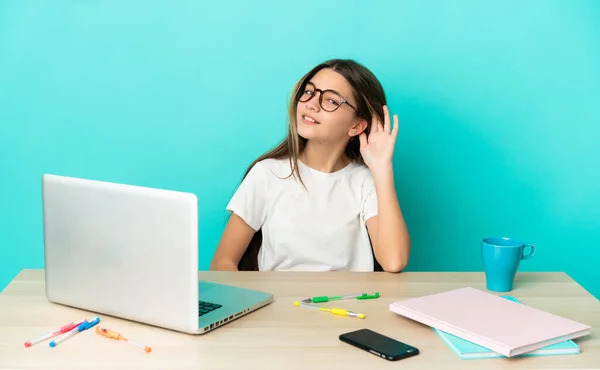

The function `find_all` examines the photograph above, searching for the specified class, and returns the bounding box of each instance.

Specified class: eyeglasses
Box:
[298,82,361,115]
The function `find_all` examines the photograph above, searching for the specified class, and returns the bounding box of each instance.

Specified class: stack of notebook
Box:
[433,296,580,359]
[389,287,591,358]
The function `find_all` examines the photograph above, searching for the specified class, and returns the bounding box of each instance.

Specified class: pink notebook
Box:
[389,287,591,357]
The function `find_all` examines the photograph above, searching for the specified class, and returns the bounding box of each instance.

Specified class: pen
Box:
[294,301,365,319]
[95,326,152,353]
[49,316,100,347]
[24,319,86,347]
[301,292,379,303]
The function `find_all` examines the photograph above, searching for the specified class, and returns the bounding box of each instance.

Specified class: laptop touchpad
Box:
[199,281,217,292]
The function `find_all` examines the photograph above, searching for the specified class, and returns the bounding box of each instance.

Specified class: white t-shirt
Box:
[226,157,378,272]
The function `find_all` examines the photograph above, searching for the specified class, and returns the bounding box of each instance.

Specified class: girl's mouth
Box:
[302,115,319,124]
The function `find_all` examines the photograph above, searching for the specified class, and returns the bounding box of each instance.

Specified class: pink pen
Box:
[24,319,86,347]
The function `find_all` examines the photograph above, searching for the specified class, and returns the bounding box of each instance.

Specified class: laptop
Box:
[41,173,273,335]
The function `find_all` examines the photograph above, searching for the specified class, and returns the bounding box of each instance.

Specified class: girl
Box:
[210,59,410,273]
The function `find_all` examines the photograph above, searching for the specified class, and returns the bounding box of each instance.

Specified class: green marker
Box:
[302,292,379,303]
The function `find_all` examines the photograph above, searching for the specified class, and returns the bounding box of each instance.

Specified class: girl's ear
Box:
[348,119,368,137]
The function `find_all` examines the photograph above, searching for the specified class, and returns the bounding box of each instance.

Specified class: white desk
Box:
[1,270,599,369]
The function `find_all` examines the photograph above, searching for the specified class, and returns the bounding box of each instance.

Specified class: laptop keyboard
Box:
[198,300,222,317]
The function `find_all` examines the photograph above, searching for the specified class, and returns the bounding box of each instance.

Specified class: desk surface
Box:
[0,270,599,370]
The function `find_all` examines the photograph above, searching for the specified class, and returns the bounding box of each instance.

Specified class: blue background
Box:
[1,1,599,297]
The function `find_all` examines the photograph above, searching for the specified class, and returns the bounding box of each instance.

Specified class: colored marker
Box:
[49,316,100,347]
[294,301,365,319]
[302,292,379,303]
[24,319,86,347]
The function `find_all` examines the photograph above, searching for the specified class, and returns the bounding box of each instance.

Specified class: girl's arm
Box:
[359,105,410,272]
[366,165,410,273]
[210,213,255,271]
[211,162,267,271]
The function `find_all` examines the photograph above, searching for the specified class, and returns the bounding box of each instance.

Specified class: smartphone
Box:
[339,328,419,361]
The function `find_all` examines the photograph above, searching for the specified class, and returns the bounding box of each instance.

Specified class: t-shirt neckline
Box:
[297,158,355,176]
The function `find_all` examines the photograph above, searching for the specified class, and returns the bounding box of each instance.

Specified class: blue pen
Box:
[49,316,100,347]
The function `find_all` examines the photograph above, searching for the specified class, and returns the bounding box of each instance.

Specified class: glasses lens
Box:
[299,83,315,102]
[321,90,343,112]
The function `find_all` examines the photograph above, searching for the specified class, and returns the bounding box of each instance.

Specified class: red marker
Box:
[24,319,86,347]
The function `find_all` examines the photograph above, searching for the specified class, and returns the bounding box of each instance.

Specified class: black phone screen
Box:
[339,328,419,361]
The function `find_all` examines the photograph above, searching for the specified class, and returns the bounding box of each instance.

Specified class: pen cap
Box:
[84,317,100,330]
[96,327,122,340]
[75,321,90,331]
[356,292,379,300]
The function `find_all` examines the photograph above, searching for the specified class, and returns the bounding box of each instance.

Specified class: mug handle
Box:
[521,244,536,259]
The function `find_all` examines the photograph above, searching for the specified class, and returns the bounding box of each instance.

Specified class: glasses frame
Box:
[298,81,362,116]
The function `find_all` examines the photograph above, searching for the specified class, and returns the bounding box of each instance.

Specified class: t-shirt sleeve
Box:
[226,162,268,231]
[361,176,378,222]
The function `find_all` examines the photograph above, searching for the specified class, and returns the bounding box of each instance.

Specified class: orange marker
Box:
[95,326,151,353]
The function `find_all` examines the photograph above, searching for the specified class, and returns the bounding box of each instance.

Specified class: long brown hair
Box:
[236,59,387,271]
